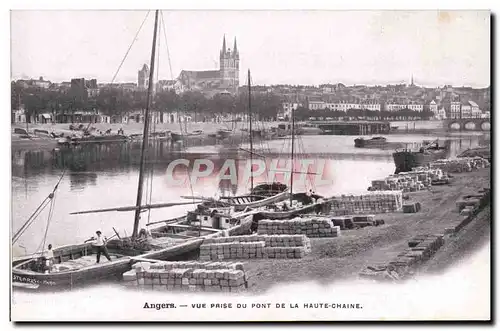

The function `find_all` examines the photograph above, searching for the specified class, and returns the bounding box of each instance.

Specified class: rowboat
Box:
[12,243,132,289]
[12,10,212,291]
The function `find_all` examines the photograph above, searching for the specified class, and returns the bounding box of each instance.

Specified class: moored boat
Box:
[354,136,387,148]
[392,140,447,173]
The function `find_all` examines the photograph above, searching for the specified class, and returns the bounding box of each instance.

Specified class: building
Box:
[85,79,99,98]
[157,79,185,94]
[138,64,150,90]
[38,113,53,124]
[360,100,381,111]
[385,102,423,112]
[450,101,461,119]
[385,103,407,112]
[12,106,26,124]
[70,78,88,100]
[436,107,447,120]
[177,35,240,94]
[407,102,423,112]
[468,100,482,118]
[16,76,52,89]
[281,102,302,119]
[308,101,326,110]
[429,100,438,115]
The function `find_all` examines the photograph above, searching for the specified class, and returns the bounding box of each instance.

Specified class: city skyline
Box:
[11,10,491,88]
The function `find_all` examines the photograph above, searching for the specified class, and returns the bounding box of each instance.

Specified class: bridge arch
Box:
[464,122,477,130]
[480,121,491,131]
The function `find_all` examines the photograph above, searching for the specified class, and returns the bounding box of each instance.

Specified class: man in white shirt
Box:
[42,244,54,273]
[86,230,112,263]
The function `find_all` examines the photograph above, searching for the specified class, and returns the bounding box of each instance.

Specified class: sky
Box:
[10,10,491,88]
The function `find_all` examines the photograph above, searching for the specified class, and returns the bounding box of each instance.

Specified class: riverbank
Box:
[243,168,490,293]
[11,121,489,154]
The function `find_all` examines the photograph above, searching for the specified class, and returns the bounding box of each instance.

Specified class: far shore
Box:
[10,119,487,153]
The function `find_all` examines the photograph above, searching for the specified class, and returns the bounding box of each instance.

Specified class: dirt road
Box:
[244,168,491,293]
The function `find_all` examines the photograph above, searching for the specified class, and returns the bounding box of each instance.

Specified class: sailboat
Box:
[179,70,290,211]
[250,103,326,220]
[12,11,226,290]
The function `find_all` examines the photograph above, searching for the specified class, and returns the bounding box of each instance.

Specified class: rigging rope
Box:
[160,11,174,80]
[34,192,57,256]
[12,169,66,245]
[110,11,151,84]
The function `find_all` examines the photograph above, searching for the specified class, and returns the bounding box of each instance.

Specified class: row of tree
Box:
[11,82,283,122]
[11,82,436,123]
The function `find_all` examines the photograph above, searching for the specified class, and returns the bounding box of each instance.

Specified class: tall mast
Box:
[290,105,295,206]
[248,69,254,192]
[132,10,159,239]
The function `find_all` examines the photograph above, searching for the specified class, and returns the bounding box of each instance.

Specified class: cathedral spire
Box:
[233,37,238,54]
[222,35,226,55]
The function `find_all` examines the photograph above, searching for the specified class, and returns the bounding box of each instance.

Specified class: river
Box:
[11,133,488,256]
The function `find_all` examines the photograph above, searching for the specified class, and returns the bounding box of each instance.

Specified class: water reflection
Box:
[69,172,98,191]
[11,134,488,254]
[12,134,485,178]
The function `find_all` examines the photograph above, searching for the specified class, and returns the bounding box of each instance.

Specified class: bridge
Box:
[444,118,491,131]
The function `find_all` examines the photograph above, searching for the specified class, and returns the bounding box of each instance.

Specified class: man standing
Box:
[85,230,112,263]
[42,244,54,273]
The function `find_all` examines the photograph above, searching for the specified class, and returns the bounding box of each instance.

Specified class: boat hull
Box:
[171,133,183,142]
[354,137,388,148]
[255,201,324,220]
[223,191,290,209]
[12,243,133,290]
[393,149,447,173]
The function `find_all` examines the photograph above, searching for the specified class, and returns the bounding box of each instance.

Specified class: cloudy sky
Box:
[10,10,490,87]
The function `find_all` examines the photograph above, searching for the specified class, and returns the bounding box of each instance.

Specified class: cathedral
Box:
[176,35,240,94]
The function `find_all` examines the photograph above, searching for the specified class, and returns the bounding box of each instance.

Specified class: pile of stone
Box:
[257,217,341,238]
[370,168,446,192]
[325,191,403,214]
[330,215,385,230]
[443,187,490,234]
[429,157,490,173]
[199,234,312,260]
[122,260,248,293]
[393,234,445,267]
[359,234,445,281]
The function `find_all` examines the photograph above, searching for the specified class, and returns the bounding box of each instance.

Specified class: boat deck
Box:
[148,236,186,248]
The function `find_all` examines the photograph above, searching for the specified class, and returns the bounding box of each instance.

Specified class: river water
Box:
[11,133,488,256]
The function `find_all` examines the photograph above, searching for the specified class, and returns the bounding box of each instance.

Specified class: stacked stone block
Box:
[199,234,312,261]
[370,169,442,192]
[257,217,341,238]
[122,261,247,293]
[429,157,490,173]
[359,234,445,281]
[443,187,491,234]
[326,191,403,214]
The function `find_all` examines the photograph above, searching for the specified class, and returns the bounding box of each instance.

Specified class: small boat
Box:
[250,182,289,198]
[255,201,324,220]
[12,11,213,291]
[187,130,203,136]
[457,147,491,161]
[219,191,290,210]
[216,129,233,139]
[354,136,388,148]
[12,243,132,289]
[170,132,183,142]
[392,140,448,173]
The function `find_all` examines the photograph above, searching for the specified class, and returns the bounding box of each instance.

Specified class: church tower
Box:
[220,35,240,93]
